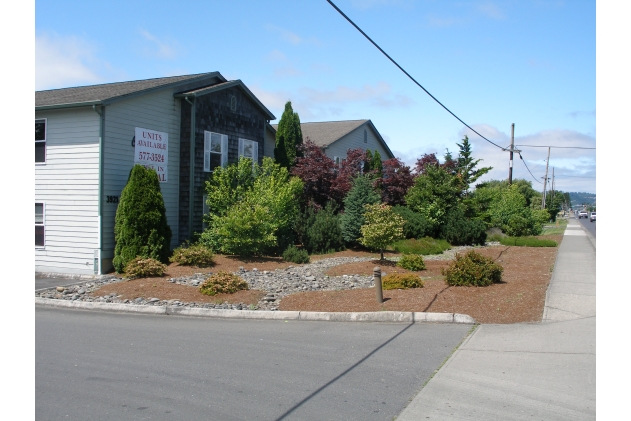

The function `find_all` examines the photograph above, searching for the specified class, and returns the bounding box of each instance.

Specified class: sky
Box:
[34,0,596,194]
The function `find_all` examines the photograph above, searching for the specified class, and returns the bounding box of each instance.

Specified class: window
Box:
[203,131,228,172]
[334,156,341,166]
[35,119,46,163]
[230,95,237,112]
[36,203,45,247]
[238,138,258,165]
[363,129,367,144]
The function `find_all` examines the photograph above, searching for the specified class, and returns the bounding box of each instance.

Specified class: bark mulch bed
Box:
[93,234,563,324]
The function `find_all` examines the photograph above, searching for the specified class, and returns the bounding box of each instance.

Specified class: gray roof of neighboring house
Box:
[271,119,394,158]
[272,119,367,148]
[36,72,224,109]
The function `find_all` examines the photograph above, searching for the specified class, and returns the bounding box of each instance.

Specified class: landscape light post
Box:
[374,266,383,304]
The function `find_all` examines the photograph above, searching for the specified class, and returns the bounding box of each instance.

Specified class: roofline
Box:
[35,72,226,110]
[174,79,275,120]
[326,120,395,159]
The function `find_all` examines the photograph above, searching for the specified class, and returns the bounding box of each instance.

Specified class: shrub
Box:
[392,206,434,239]
[359,203,405,260]
[169,243,215,266]
[393,237,451,255]
[303,202,344,254]
[199,271,249,296]
[382,273,424,290]
[113,165,172,273]
[441,250,503,287]
[499,237,557,247]
[439,207,487,246]
[282,245,310,264]
[124,257,167,279]
[485,227,506,243]
[397,254,426,271]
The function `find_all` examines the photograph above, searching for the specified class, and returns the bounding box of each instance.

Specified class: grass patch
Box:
[499,236,557,247]
[541,219,568,235]
[393,237,451,255]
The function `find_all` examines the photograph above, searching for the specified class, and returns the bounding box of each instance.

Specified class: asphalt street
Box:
[575,215,596,238]
[35,277,89,291]
[36,306,472,421]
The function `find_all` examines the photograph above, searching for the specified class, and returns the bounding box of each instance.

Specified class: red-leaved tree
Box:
[375,158,414,206]
[330,148,367,205]
[414,153,440,176]
[291,138,336,209]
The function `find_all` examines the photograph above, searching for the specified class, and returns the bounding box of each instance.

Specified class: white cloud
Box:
[139,29,180,59]
[425,14,462,28]
[266,49,288,62]
[265,24,321,46]
[350,0,411,10]
[477,1,505,19]
[36,33,103,90]
[274,66,304,77]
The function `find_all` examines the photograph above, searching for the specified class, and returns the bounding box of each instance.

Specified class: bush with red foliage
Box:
[376,158,415,206]
[330,148,367,204]
[414,153,440,176]
[291,139,336,209]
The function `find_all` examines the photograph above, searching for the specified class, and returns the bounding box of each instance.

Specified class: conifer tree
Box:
[364,150,373,173]
[113,165,172,273]
[340,175,381,245]
[455,135,492,194]
[274,101,303,168]
[372,150,383,176]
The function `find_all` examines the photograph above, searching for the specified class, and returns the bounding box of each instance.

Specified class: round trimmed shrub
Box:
[282,245,310,264]
[382,273,424,290]
[397,254,426,271]
[199,271,249,296]
[124,257,167,279]
[170,243,215,267]
[441,250,503,286]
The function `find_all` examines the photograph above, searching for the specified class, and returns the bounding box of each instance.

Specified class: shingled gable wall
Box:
[178,86,267,243]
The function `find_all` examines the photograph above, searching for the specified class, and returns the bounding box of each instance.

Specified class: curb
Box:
[35,298,476,324]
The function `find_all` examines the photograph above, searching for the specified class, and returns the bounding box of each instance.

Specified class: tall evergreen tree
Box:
[340,175,381,245]
[113,165,172,273]
[455,135,492,194]
[364,149,373,173]
[372,150,383,176]
[274,101,303,168]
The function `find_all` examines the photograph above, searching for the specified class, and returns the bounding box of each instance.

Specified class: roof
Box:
[272,119,368,148]
[36,72,224,109]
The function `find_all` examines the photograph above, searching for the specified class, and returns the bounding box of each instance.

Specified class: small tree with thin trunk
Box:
[359,203,405,260]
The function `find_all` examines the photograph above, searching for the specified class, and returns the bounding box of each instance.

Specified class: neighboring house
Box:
[271,119,394,164]
[35,72,275,276]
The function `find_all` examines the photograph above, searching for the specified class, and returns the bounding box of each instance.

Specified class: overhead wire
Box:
[325,0,507,151]
[518,153,543,184]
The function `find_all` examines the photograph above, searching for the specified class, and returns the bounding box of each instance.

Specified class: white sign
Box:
[134,127,168,182]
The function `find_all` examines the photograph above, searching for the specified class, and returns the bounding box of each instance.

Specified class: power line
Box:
[325,0,506,151]
[518,153,543,184]
[515,144,596,150]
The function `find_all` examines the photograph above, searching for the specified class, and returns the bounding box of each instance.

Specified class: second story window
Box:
[36,119,46,163]
[204,131,228,172]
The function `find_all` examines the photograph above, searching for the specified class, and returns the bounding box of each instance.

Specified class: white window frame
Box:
[238,138,258,166]
[36,202,45,248]
[203,131,228,172]
[334,156,341,166]
[35,118,46,164]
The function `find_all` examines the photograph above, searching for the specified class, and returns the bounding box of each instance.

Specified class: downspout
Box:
[184,96,196,240]
[93,104,104,275]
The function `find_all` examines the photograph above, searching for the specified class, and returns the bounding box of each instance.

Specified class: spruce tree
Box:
[372,150,383,176]
[275,101,303,168]
[113,165,172,273]
[340,175,381,245]
[455,135,492,194]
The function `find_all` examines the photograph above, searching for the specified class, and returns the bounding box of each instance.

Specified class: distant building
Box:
[36,72,274,275]
[271,119,394,164]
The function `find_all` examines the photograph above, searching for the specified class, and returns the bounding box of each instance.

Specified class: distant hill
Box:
[568,192,596,208]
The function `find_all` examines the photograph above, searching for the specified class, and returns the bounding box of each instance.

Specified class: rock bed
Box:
[35,244,491,311]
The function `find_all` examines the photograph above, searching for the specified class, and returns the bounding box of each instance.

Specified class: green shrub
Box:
[199,271,249,296]
[393,237,451,255]
[282,245,310,264]
[382,273,424,290]
[113,165,172,273]
[169,243,215,266]
[439,207,487,246]
[485,227,506,243]
[441,250,503,287]
[340,175,381,245]
[124,257,167,279]
[304,202,344,254]
[499,237,557,247]
[392,206,434,239]
[397,254,426,271]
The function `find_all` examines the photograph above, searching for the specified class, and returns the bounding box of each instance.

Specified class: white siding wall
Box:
[101,90,181,272]
[35,107,100,275]
[323,123,391,161]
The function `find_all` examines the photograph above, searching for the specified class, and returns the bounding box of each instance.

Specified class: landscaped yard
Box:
[91,233,564,324]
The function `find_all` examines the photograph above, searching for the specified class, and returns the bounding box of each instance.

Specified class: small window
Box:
[238,138,259,166]
[36,119,46,163]
[204,131,228,172]
[334,156,341,166]
[363,129,367,144]
[36,203,45,247]
[230,95,237,112]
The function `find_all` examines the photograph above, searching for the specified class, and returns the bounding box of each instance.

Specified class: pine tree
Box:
[275,101,303,168]
[113,165,172,273]
[455,135,492,194]
[340,175,381,245]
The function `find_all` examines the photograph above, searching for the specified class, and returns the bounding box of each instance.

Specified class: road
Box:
[36,306,472,421]
[575,214,596,238]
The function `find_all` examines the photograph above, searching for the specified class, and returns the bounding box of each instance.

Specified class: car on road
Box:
[578,210,588,219]
[589,212,596,222]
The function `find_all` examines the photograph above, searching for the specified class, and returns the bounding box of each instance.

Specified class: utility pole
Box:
[541,147,551,209]
[508,123,515,185]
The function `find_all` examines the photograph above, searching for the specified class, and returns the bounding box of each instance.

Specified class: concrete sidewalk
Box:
[396,220,596,420]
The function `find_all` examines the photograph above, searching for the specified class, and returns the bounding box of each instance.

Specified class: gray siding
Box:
[35,107,100,275]
[102,89,181,271]
[323,123,391,161]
